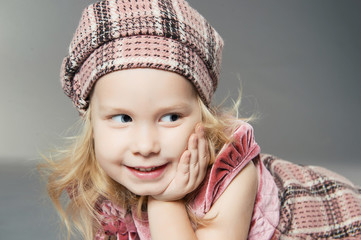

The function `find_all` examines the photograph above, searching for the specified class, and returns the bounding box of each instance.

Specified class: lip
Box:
[126,164,168,180]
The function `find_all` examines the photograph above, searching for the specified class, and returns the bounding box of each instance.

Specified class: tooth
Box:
[134,167,157,172]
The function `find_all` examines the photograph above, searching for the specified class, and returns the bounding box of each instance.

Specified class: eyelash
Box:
[109,113,182,124]
[160,113,181,122]
[111,114,132,123]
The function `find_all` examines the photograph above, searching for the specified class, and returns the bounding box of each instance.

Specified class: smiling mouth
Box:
[133,166,162,172]
[127,164,168,179]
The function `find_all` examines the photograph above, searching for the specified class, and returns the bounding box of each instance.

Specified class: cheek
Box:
[93,136,108,166]
[161,126,194,159]
[93,128,121,162]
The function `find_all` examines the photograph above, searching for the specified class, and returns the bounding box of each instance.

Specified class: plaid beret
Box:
[60,0,224,113]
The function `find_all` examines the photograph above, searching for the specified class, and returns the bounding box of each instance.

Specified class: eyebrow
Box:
[96,104,131,115]
[156,103,193,112]
[98,102,193,115]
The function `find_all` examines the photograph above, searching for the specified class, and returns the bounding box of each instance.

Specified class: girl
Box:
[43,0,361,239]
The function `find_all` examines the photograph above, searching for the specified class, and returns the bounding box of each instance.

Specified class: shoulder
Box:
[196,161,258,240]
[229,121,259,157]
[211,121,260,188]
[216,120,259,164]
[190,121,260,216]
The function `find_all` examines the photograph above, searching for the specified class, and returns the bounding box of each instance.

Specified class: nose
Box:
[132,124,160,157]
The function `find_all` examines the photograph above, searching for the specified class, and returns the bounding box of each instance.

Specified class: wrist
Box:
[148,196,186,218]
[148,195,184,205]
[149,190,186,202]
[148,196,195,240]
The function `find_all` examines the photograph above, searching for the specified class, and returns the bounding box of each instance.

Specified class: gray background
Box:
[1,0,360,239]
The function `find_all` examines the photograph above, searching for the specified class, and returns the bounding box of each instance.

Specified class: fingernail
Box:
[193,135,198,147]
[198,125,204,137]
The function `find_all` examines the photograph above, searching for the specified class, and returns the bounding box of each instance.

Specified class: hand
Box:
[151,123,209,201]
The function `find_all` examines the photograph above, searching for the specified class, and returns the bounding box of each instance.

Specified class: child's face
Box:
[91,69,202,196]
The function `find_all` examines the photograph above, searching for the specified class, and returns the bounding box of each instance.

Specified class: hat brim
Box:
[71,35,215,111]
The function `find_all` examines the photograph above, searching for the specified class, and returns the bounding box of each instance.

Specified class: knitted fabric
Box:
[262,154,361,239]
[60,0,224,113]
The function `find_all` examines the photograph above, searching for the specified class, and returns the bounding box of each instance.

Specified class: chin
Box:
[128,184,167,197]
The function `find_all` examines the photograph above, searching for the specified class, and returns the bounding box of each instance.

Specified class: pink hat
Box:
[61,0,224,113]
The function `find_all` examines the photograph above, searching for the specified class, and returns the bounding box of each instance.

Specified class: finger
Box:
[187,133,198,170]
[195,125,209,184]
[196,124,207,164]
[188,131,198,150]
[187,133,200,189]
[177,150,191,185]
[152,150,191,201]
[196,123,205,138]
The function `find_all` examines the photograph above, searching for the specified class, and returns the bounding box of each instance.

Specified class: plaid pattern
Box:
[262,154,361,239]
[93,154,361,239]
[60,0,224,113]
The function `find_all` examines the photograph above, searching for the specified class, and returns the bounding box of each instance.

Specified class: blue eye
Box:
[161,114,180,122]
[112,114,132,123]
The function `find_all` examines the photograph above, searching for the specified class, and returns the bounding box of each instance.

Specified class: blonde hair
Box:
[39,94,251,239]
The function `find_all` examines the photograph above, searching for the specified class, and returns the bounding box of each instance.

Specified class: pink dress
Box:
[95,122,280,240]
